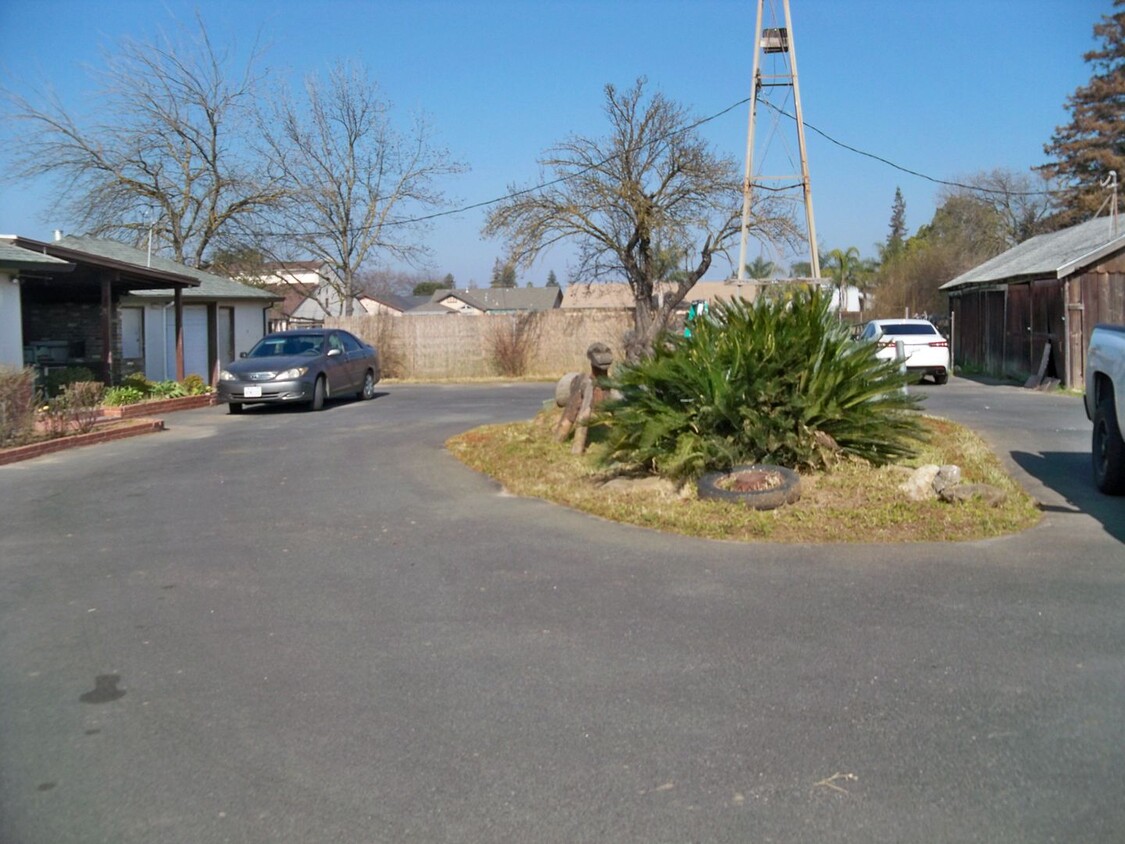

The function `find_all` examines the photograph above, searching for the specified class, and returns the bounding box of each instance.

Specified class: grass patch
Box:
[446,412,1042,543]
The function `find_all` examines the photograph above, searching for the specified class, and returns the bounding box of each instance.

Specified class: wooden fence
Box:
[328,310,636,379]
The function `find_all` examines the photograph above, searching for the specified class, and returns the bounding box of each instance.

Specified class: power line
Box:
[247,93,1056,239]
[756,99,1059,198]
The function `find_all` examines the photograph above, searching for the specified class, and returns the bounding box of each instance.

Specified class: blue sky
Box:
[0,0,1110,287]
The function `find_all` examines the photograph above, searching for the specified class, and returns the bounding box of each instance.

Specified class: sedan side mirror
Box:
[240,351,248,358]
[326,348,341,357]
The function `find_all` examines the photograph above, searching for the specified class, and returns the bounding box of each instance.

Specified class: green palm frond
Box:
[599,288,924,480]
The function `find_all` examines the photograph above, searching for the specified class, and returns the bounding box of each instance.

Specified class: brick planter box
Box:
[100,393,216,419]
[0,419,165,466]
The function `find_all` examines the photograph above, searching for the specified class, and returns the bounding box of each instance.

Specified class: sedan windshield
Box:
[247,335,325,358]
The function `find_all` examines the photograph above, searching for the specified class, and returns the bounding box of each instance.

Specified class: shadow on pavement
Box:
[1011,449,1125,543]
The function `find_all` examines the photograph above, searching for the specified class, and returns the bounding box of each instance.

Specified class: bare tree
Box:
[258,61,465,316]
[3,16,281,266]
[938,168,1058,246]
[484,78,797,361]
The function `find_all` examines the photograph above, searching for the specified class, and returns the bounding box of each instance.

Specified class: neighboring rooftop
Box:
[941,216,1125,290]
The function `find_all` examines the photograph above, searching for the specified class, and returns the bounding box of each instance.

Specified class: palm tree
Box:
[744,256,776,280]
[826,246,861,316]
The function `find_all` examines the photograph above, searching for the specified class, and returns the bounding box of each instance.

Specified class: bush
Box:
[598,288,926,481]
[0,366,38,445]
[120,373,153,395]
[103,386,146,407]
[45,366,96,397]
[181,374,208,395]
[63,381,105,433]
[487,313,543,377]
[149,379,187,398]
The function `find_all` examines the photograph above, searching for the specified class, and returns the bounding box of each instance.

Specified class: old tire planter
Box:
[697,464,802,510]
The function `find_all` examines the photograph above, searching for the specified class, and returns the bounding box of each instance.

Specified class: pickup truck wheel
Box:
[1093,395,1125,495]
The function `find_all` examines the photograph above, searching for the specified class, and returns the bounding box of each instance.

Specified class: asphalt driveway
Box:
[0,378,1121,843]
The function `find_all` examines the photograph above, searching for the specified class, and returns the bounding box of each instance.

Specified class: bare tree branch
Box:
[483,78,797,360]
[256,61,466,316]
[2,14,282,266]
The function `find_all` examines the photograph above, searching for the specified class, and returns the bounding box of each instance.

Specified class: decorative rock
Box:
[933,464,962,494]
[899,464,941,501]
[938,483,1008,507]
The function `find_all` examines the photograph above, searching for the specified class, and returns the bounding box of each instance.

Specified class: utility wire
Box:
[395,94,1057,231]
[250,93,1055,238]
[756,98,1059,198]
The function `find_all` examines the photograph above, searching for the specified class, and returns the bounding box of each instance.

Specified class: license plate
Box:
[243,386,262,398]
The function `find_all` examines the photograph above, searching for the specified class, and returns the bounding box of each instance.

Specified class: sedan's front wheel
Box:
[358,370,376,400]
[309,376,326,412]
[228,402,243,415]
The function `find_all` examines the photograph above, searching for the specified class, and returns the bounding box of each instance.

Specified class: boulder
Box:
[899,464,940,501]
[938,483,1008,507]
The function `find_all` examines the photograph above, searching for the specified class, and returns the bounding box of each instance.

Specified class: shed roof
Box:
[941,216,1125,291]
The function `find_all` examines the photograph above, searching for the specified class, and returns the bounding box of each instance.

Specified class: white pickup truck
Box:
[1085,324,1125,494]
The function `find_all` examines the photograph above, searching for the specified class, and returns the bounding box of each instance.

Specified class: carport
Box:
[3,235,199,384]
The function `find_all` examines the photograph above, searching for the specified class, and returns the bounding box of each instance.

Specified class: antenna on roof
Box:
[1100,171,1118,236]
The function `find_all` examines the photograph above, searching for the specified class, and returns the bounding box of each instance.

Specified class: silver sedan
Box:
[217,328,381,413]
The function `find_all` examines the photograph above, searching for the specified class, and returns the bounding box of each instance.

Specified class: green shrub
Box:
[149,379,188,398]
[598,288,926,481]
[0,366,38,445]
[181,374,208,395]
[45,366,95,397]
[102,386,146,407]
[120,373,153,395]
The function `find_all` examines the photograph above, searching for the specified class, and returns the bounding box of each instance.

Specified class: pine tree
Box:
[886,187,906,257]
[546,270,559,287]
[1040,1,1125,226]
[490,258,517,288]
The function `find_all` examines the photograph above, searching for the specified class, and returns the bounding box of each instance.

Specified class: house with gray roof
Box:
[0,240,75,370]
[0,233,277,385]
[940,216,1125,389]
[406,286,562,316]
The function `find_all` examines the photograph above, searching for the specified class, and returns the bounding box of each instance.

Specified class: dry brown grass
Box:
[446,412,1043,543]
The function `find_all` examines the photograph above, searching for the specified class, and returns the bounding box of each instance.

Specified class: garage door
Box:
[164,306,209,381]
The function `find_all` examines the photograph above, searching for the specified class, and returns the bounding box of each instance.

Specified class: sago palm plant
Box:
[598,287,925,480]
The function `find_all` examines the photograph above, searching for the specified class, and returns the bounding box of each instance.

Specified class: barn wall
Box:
[947,249,1124,389]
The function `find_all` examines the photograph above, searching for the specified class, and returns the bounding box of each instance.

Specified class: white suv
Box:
[861,319,950,385]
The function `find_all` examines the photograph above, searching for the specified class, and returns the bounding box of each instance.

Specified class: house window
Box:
[121,307,144,358]
[218,307,235,365]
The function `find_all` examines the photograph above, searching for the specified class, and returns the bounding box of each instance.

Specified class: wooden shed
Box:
[940,216,1125,390]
